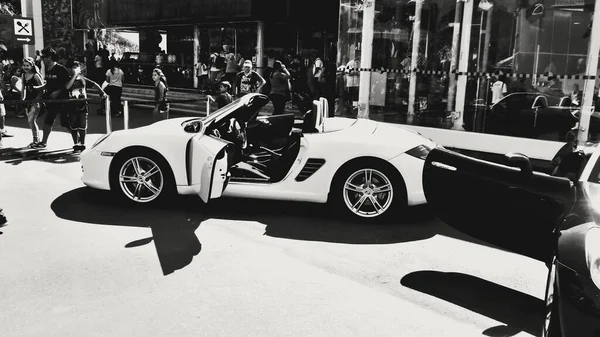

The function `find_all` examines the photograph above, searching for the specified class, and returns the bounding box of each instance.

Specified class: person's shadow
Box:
[51,187,203,275]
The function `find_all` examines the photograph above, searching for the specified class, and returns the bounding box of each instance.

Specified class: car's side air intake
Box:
[295,159,326,182]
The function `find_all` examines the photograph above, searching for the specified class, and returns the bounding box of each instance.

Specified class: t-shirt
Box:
[44,63,70,99]
[270,72,290,97]
[105,68,124,87]
[68,76,88,110]
[235,71,261,95]
[215,92,233,108]
[491,80,507,104]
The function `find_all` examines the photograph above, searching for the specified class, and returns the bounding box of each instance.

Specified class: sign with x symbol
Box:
[13,18,32,36]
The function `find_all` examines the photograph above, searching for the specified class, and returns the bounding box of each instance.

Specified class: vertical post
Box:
[453,0,474,131]
[578,4,600,146]
[21,0,43,58]
[357,0,375,119]
[105,97,111,133]
[123,100,129,130]
[408,0,423,116]
[193,25,200,89]
[447,1,464,112]
[481,8,493,72]
[296,29,301,54]
[256,21,265,78]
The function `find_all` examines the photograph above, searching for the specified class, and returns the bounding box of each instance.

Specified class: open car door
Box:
[188,134,232,203]
[423,147,575,262]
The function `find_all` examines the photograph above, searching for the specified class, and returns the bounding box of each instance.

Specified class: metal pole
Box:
[577,5,600,146]
[193,25,200,89]
[105,97,111,133]
[481,8,493,72]
[357,0,375,119]
[207,95,214,116]
[408,0,423,116]
[453,0,474,131]
[123,100,129,130]
[447,1,464,112]
[256,21,265,78]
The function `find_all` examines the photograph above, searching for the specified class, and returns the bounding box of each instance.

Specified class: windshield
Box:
[588,153,600,184]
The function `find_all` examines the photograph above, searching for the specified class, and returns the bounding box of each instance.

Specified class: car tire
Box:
[543,257,561,337]
[330,160,406,223]
[109,149,176,206]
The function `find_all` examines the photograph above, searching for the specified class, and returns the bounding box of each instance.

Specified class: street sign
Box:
[12,16,33,45]
[0,15,34,46]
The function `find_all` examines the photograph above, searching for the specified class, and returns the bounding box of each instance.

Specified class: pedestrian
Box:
[21,57,43,148]
[214,81,233,109]
[105,60,124,117]
[9,66,25,118]
[195,57,209,93]
[65,61,106,152]
[234,60,265,97]
[269,61,291,115]
[35,47,71,149]
[152,68,169,122]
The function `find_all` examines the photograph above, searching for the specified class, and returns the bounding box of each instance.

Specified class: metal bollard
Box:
[207,95,215,116]
[105,97,111,133]
[123,101,129,130]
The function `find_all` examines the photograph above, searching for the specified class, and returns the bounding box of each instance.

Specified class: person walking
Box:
[152,68,169,122]
[34,47,71,149]
[65,61,106,152]
[21,57,43,148]
[105,61,124,117]
[269,61,291,115]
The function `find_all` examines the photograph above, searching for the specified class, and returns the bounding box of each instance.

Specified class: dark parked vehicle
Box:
[423,144,600,336]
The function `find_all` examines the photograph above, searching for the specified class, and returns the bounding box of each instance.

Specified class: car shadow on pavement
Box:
[0,147,80,165]
[51,187,204,276]
[401,270,544,337]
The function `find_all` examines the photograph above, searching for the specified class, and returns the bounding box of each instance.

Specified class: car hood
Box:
[582,182,600,224]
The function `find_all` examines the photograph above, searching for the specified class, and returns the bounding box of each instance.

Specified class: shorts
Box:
[43,102,67,126]
[0,103,5,117]
[69,103,89,131]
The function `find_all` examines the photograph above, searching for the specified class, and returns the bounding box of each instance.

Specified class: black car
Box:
[422,144,600,336]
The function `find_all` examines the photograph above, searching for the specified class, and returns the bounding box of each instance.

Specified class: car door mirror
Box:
[504,152,533,178]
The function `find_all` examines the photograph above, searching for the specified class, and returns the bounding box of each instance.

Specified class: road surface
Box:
[0,107,548,337]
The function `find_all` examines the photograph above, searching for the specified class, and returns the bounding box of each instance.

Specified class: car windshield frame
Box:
[582,147,600,184]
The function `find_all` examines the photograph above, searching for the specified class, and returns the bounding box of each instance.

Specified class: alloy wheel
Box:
[342,168,394,218]
[118,156,164,203]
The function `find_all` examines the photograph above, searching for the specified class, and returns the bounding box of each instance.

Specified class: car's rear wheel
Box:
[331,161,406,222]
[110,149,175,205]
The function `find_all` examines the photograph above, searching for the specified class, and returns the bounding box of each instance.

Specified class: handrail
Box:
[207,95,215,116]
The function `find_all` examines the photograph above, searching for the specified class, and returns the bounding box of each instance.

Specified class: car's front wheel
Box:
[543,256,561,337]
[110,150,175,205]
[331,161,406,222]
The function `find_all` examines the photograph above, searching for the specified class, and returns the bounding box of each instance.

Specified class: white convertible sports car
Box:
[81,94,436,221]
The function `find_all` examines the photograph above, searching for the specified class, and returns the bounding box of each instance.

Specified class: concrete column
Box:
[578,6,600,146]
[452,0,474,131]
[407,0,423,116]
[447,1,464,113]
[193,25,200,88]
[357,0,375,119]
[21,0,43,58]
[256,21,265,77]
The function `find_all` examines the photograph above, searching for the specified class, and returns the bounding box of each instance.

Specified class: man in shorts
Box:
[34,47,70,148]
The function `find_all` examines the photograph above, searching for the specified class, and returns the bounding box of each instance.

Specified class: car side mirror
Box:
[504,152,533,178]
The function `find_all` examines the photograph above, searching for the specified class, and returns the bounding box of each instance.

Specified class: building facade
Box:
[336,0,600,152]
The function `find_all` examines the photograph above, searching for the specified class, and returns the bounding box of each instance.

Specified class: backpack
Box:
[215,55,226,69]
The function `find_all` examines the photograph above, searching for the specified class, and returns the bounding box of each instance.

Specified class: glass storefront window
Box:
[336,0,600,144]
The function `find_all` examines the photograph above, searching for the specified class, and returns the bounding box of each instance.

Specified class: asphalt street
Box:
[1,105,548,337]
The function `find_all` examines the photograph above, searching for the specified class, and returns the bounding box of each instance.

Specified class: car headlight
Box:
[406,144,432,160]
[585,226,600,289]
[92,132,111,149]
